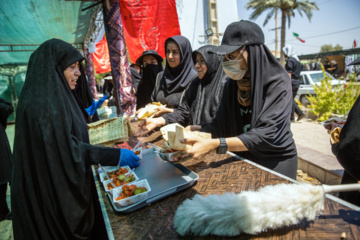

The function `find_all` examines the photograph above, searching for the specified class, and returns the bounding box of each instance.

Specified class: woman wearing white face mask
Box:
[171,20,298,180]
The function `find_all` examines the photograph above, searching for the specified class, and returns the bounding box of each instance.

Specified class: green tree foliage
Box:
[246,0,319,64]
[307,66,360,121]
[319,44,343,53]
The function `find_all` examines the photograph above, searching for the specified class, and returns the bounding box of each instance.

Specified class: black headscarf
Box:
[202,44,296,171]
[136,63,163,109]
[152,36,197,107]
[240,44,295,159]
[74,65,99,122]
[12,39,119,239]
[190,45,228,125]
[162,45,227,126]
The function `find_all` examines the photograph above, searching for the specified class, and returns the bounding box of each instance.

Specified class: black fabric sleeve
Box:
[162,98,191,126]
[72,136,120,166]
[0,98,14,127]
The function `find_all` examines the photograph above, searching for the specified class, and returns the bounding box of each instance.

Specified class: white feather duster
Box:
[174,183,360,236]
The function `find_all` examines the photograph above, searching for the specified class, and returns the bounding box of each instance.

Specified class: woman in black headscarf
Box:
[11,39,140,239]
[151,35,197,108]
[135,50,163,110]
[136,45,228,133]
[172,21,298,179]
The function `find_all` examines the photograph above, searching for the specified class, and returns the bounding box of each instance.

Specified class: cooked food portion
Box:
[106,174,136,190]
[115,184,148,201]
[104,167,129,181]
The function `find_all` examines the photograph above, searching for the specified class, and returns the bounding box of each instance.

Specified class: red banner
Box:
[92,35,111,74]
[119,0,181,63]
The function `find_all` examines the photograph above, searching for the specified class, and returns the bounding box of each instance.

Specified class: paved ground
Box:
[291,119,333,157]
[291,117,343,173]
[0,116,341,239]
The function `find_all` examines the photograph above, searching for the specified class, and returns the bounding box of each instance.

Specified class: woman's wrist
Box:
[211,138,221,150]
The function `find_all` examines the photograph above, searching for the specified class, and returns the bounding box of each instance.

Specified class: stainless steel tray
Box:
[99,148,199,213]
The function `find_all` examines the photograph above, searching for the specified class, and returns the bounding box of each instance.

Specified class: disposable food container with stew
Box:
[99,165,131,182]
[102,171,139,193]
[112,179,151,207]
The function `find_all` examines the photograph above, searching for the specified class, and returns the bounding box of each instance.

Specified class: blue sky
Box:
[236,0,360,55]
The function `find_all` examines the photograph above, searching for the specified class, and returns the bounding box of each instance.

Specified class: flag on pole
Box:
[353,39,357,48]
[293,32,305,43]
[119,0,181,63]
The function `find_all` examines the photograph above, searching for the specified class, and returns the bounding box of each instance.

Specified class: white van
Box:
[295,70,347,105]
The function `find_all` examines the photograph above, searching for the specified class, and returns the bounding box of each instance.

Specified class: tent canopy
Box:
[0,0,97,65]
[0,0,99,121]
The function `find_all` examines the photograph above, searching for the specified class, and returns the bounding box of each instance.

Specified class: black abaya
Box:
[0,98,13,220]
[202,44,298,179]
[12,39,120,239]
[0,98,13,186]
[331,96,360,206]
[74,65,99,122]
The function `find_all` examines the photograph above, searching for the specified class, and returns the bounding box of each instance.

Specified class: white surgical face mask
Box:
[222,51,248,80]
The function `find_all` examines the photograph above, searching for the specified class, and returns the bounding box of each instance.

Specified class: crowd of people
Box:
[1,19,359,239]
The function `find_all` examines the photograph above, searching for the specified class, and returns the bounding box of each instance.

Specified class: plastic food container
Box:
[99,165,131,182]
[155,149,179,162]
[132,146,143,160]
[102,171,139,193]
[112,179,151,207]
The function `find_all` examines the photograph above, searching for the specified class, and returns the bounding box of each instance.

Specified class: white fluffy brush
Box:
[174,183,360,236]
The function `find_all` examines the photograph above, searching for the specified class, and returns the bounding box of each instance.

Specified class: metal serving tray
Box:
[98,148,199,213]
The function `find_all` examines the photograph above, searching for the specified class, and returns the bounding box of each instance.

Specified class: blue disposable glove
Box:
[85,95,108,117]
[119,148,140,168]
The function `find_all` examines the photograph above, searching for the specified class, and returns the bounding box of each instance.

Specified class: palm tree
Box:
[246,0,319,64]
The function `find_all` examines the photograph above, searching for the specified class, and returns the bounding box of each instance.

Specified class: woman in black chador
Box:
[136,45,228,133]
[172,21,298,179]
[0,97,13,221]
[151,35,197,108]
[135,50,163,110]
[11,39,139,239]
